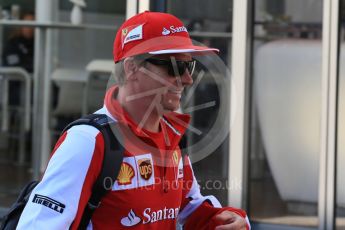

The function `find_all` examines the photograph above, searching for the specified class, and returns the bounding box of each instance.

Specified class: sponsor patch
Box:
[162,25,188,36]
[172,151,179,165]
[142,207,179,224]
[32,194,65,213]
[138,158,153,180]
[113,157,138,191]
[122,28,128,36]
[122,24,144,48]
[121,207,180,227]
[121,209,141,227]
[121,207,179,226]
[113,154,155,191]
[162,27,170,35]
[135,154,155,187]
[117,162,135,185]
[178,157,183,179]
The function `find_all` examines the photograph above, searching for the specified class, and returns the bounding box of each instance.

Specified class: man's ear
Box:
[123,57,138,81]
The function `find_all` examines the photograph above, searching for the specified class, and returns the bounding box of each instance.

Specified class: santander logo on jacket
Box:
[121,206,180,227]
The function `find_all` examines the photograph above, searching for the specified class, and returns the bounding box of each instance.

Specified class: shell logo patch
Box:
[117,162,135,185]
[112,153,155,191]
[138,158,152,180]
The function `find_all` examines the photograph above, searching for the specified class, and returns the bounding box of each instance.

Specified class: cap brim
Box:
[148,46,219,55]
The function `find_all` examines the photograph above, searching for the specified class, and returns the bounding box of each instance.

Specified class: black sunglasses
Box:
[145,58,196,77]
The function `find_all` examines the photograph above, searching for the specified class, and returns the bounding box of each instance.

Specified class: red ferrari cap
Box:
[113,11,219,63]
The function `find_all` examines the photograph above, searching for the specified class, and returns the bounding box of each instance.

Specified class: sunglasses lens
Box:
[177,63,186,76]
[146,58,195,77]
[171,60,195,77]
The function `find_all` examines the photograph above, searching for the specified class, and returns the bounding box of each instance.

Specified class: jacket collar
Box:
[103,85,191,149]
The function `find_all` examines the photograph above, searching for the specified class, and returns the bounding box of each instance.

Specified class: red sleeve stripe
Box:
[70,132,105,230]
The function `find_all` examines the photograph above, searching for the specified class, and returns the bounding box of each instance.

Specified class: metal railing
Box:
[0,67,32,164]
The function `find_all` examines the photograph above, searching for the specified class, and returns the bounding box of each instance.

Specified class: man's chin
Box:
[162,104,180,114]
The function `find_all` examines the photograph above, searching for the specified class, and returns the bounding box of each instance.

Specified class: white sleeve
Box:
[178,156,251,229]
[17,125,100,230]
[177,156,222,225]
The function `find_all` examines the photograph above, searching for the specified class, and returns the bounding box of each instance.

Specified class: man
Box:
[17,11,250,229]
[2,12,34,73]
[2,12,34,106]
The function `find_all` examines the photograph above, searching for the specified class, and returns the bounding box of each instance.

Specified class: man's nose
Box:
[181,69,193,86]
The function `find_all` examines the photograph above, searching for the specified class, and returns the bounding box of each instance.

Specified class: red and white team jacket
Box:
[17,86,250,229]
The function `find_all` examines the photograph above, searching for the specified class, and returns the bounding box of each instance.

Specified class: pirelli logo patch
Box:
[32,194,65,214]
